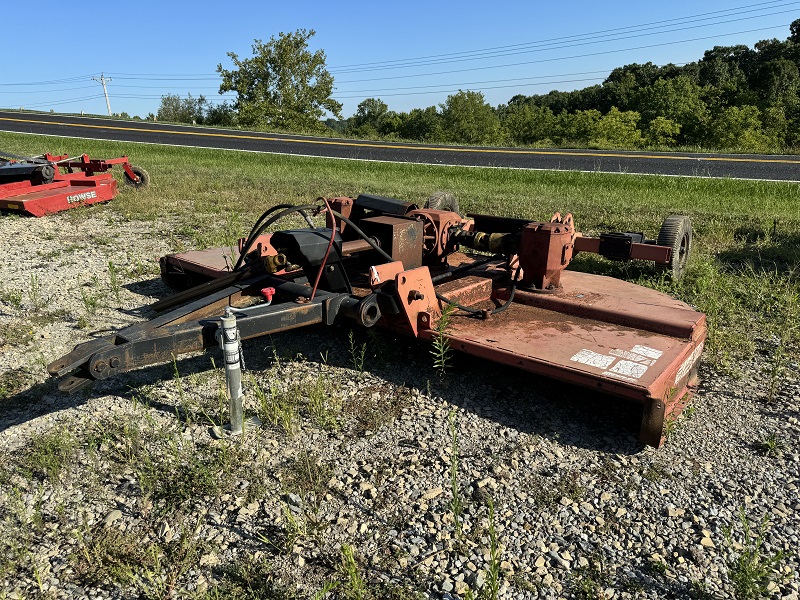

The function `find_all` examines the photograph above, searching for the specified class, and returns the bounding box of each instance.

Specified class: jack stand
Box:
[211,307,260,439]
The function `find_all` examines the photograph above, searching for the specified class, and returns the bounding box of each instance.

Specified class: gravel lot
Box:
[0,211,798,599]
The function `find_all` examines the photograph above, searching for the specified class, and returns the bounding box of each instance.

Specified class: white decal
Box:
[610,348,655,365]
[602,371,638,383]
[675,343,704,384]
[66,190,97,204]
[570,349,615,369]
[609,360,649,379]
[631,345,663,360]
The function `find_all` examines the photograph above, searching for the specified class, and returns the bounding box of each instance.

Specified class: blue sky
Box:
[1,1,796,119]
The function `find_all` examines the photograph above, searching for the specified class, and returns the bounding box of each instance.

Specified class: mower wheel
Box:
[124,165,150,189]
[656,215,691,278]
[424,191,460,215]
[33,164,55,185]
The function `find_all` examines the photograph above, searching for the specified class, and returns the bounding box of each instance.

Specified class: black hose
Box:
[431,255,502,283]
[234,204,319,271]
[490,266,522,315]
[435,292,485,316]
[241,203,305,251]
[436,266,521,317]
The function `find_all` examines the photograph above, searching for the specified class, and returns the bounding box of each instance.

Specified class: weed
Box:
[19,428,77,482]
[571,552,611,600]
[689,579,715,599]
[72,525,145,586]
[339,545,367,600]
[0,285,23,309]
[80,285,102,316]
[137,439,241,512]
[344,384,411,435]
[348,329,367,373]
[108,260,122,303]
[251,373,298,436]
[280,450,332,502]
[528,469,585,508]
[448,408,464,538]
[724,507,787,600]
[642,462,671,483]
[303,371,341,430]
[431,303,456,377]
[482,497,501,600]
[28,273,47,309]
[758,432,787,457]
[137,525,208,598]
[0,367,32,401]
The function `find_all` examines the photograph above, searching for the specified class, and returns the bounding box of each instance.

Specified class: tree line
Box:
[157,23,800,152]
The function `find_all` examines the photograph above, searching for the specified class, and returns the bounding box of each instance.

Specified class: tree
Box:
[708,105,771,150]
[645,117,682,146]
[157,93,209,124]
[791,18,800,44]
[592,107,643,148]
[440,90,502,145]
[502,104,556,145]
[347,98,389,137]
[217,29,342,131]
[205,102,238,127]
[634,76,710,143]
[398,106,441,141]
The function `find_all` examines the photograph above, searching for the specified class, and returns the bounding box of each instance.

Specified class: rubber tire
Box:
[33,164,55,185]
[124,165,150,189]
[656,215,692,278]
[424,191,460,215]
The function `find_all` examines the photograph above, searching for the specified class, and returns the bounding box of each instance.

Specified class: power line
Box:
[329,3,798,74]
[328,0,795,70]
[334,24,790,85]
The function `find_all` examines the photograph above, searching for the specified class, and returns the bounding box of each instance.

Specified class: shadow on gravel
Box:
[2,318,646,454]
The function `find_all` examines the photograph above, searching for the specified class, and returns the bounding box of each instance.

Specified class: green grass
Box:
[1,129,798,372]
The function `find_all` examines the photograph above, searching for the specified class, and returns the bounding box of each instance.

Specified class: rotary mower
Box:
[0,151,149,216]
[48,193,705,447]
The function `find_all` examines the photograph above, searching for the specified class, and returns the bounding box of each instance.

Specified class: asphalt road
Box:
[2,110,800,182]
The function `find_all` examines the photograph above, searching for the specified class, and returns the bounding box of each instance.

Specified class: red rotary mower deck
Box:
[49,193,704,447]
[0,153,149,216]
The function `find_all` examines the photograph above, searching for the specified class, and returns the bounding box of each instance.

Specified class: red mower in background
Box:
[0,151,149,216]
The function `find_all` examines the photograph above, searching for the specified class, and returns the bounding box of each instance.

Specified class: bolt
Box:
[327,265,335,272]
[109,357,120,368]
[409,290,424,301]
[94,360,107,373]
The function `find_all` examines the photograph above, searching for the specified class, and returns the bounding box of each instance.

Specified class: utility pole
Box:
[92,73,112,116]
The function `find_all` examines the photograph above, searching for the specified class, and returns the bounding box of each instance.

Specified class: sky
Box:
[1,1,797,120]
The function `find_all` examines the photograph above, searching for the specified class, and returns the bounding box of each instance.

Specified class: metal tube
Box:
[219,307,244,434]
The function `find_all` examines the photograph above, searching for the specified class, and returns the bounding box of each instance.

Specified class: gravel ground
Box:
[0,211,798,599]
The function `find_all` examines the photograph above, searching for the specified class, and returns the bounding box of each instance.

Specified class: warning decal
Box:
[570,349,615,369]
[630,345,663,360]
[609,360,649,379]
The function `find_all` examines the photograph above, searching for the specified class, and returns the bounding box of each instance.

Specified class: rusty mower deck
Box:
[49,193,704,447]
[0,152,149,216]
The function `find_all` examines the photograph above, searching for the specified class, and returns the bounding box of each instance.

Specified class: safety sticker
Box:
[609,360,649,379]
[609,348,656,365]
[630,345,663,360]
[570,349,615,369]
[676,342,704,383]
[602,371,638,383]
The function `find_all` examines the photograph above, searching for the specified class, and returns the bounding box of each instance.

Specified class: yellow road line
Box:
[3,116,800,165]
